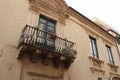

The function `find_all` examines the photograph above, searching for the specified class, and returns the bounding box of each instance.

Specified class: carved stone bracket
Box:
[17,45,28,60]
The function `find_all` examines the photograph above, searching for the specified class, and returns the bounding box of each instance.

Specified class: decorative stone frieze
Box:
[28,0,68,25]
[108,63,119,73]
[89,56,105,75]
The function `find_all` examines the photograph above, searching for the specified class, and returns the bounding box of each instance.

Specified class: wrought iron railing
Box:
[18,25,77,58]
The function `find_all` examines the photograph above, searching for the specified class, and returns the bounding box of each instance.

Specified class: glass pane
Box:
[40,18,46,23]
[89,39,93,56]
[47,26,55,33]
[107,47,110,60]
[106,46,114,64]
[93,41,98,57]
[39,23,46,30]
[48,21,55,27]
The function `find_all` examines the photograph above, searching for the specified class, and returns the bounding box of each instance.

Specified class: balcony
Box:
[17,25,77,69]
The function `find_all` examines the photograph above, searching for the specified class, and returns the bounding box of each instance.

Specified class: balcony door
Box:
[38,15,56,47]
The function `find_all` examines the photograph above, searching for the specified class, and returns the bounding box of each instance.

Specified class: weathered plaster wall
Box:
[63,15,120,80]
[0,0,30,80]
[0,0,30,45]
[0,0,120,80]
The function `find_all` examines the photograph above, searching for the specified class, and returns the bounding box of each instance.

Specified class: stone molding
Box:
[28,0,69,25]
[89,56,105,75]
[108,63,119,73]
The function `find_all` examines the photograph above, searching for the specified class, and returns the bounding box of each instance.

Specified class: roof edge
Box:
[69,7,116,39]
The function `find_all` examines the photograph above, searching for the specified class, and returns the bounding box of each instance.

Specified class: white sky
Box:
[65,0,120,33]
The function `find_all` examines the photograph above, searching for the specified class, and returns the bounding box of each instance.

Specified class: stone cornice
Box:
[68,16,116,46]
[67,7,116,44]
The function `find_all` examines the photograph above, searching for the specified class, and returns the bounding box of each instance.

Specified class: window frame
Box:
[89,36,99,59]
[38,15,57,46]
[106,45,114,64]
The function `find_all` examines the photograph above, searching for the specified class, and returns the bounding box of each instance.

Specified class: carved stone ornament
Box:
[29,0,68,25]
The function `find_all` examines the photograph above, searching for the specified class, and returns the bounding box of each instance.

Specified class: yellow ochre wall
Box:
[0,0,120,80]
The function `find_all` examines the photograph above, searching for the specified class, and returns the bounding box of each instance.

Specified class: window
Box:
[106,45,114,64]
[89,36,99,59]
[98,77,102,80]
[38,15,56,34]
[37,15,56,46]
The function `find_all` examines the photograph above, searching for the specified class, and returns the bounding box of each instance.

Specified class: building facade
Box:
[0,0,120,80]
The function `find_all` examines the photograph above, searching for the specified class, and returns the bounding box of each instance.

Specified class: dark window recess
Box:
[106,45,114,64]
[89,36,99,59]
[98,77,102,80]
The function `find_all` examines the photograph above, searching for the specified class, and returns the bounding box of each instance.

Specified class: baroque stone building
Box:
[0,0,120,80]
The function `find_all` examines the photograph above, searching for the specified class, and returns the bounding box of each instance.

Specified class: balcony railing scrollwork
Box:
[17,25,77,69]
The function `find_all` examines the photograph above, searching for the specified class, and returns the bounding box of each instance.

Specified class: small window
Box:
[106,45,114,64]
[98,77,102,80]
[89,36,99,59]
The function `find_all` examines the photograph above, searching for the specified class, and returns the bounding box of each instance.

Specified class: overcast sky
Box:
[65,0,120,33]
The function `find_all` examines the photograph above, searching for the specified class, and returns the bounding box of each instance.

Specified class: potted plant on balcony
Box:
[35,25,39,30]
[49,34,56,40]
[49,31,56,40]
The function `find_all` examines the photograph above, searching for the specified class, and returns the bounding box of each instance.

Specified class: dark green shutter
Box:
[116,35,120,44]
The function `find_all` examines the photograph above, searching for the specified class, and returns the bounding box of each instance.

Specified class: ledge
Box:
[107,63,119,73]
[107,63,119,68]
[27,72,61,79]
[89,56,104,63]
[90,66,105,75]
[109,72,120,76]
[89,56,105,74]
